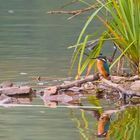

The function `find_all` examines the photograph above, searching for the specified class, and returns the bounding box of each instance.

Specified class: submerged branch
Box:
[47,4,98,15]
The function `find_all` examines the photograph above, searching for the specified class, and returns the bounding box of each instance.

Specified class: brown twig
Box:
[57,73,99,90]
[47,4,99,15]
[38,73,100,95]
[67,12,81,20]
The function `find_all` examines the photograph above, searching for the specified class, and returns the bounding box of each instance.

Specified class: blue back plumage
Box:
[104,121,110,133]
[97,55,110,75]
[103,61,110,75]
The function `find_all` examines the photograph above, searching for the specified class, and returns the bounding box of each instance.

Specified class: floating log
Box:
[57,74,99,90]
[0,74,139,105]
[38,74,140,101]
[0,86,33,96]
[39,74,99,95]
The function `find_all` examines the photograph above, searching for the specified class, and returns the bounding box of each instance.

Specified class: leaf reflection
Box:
[107,106,140,140]
[70,109,90,140]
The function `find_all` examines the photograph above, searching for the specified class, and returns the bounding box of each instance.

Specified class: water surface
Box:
[0,1,100,140]
[0,1,139,140]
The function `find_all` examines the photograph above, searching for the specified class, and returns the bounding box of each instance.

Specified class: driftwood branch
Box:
[102,79,140,98]
[39,74,99,95]
[47,4,99,15]
[57,74,99,90]
[38,74,140,101]
[0,74,139,108]
[48,6,93,15]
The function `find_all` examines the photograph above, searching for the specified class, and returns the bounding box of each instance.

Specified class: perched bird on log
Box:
[83,41,117,79]
[96,55,110,80]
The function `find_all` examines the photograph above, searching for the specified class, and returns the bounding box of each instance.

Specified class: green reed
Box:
[70,0,140,77]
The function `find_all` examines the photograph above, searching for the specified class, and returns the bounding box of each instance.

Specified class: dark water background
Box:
[0,0,139,140]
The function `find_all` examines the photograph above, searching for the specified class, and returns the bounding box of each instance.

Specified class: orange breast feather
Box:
[97,60,109,79]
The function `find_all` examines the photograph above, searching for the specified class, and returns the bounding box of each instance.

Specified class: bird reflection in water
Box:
[97,114,110,137]
[80,108,111,138]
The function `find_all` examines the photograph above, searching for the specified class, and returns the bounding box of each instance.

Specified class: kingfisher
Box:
[97,114,110,137]
[83,41,117,79]
[96,54,110,80]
